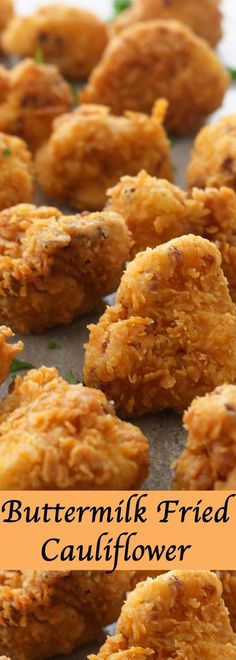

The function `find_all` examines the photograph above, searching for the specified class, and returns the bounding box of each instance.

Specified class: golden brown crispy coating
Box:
[36,101,172,211]
[2,5,108,80]
[187,113,236,192]
[219,572,236,634]
[90,571,236,659]
[0,326,22,385]
[0,0,13,48]
[0,570,133,659]
[0,365,149,489]
[0,59,72,151]
[111,0,222,46]
[81,20,228,135]
[84,235,236,417]
[173,384,236,490]
[0,133,34,211]
[107,172,236,302]
[0,203,131,334]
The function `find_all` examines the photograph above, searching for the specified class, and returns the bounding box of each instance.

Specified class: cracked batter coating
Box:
[0,0,13,49]
[0,326,22,385]
[90,571,236,659]
[187,113,236,193]
[0,133,34,211]
[2,5,108,80]
[111,0,222,46]
[0,204,131,334]
[0,570,133,659]
[0,59,72,151]
[173,384,236,490]
[219,572,236,634]
[36,101,172,211]
[84,235,236,417]
[0,365,149,489]
[81,20,228,134]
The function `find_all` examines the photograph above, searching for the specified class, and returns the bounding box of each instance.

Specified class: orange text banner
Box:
[0,491,235,571]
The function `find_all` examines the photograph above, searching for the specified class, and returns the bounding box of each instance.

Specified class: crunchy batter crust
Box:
[84,235,236,417]
[0,0,13,48]
[219,572,236,634]
[187,113,236,192]
[0,204,131,334]
[0,132,34,211]
[0,326,22,385]
[81,20,229,134]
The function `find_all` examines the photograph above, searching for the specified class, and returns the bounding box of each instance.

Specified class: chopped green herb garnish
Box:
[112,0,131,17]
[65,369,77,384]
[47,340,58,350]
[9,358,35,375]
[227,67,236,81]
[34,49,44,64]
[2,148,12,157]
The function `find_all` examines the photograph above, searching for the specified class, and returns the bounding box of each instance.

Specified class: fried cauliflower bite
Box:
[81,20,228,135]
[2,5,108,81]
[90,571,236,659]
[219,572,236,634]
[84,235,236,418]
[187,113,236,192]
[36,101,172,211]
[0,365,149,490]
[173,384,236,490]
[0,133,34,211]
[0,570,133,659]
[111,0,222,46]
[0,59,72,151]
[0,0,13,48]
[0,203,131,334]
[0,326,22,385]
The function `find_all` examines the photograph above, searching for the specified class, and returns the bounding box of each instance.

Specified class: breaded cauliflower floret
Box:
[2,5,108,80]
[107,172,236,302]
[81,20,228,135]
[36,101,172,211]
[0,204,131,334]
[173,384,236,490]
[219,572,236,634]
[0,133,34,210]
[90,571,236,659]
[0,0,13,48]
[0,366,149,489]
[187,113,236,192]
[111,0,222,46]
[0,570,133,659]
[0,59,72,151]
[0,326,22,385]
[84,235,236,417]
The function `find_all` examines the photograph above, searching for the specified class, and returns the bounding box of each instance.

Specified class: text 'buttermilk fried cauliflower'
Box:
[0,0,13,48]
[111,0,222,45]
[0,203,131,334]
[36,101,172,211]
[2,5,108,81]
[0,570,133,659]
[107,172,236,302]
[0,133,34,211]
[0,365,149,490]
[81,20,229,135]
[173,384,236,490]
[187,113,236,192]
[0,59,72,151]
[84,235,236,418]
[90,571,236,660]
[0,326,22,385]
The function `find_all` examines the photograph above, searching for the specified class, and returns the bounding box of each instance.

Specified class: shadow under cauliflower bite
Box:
[81,20,228,135]
[187,113,236,192]
[0,132,34,210]
[0,204,131,334]
[0,365,149,490]
[0,570,133,660]
[2,4,108,80]
[90,571,236,659]
[173,384,236,490]
[111,0,222,46]
[0,59,72,151]
[0,326,22,385]
[107,171,236,303]
[36,101,172,211]
[84,234,236,417]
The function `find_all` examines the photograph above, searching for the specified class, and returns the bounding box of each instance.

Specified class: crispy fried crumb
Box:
[219,572,236,634]
[2,5,108,80]
[187,113,236,192]
[84,235,236,417]
[0,570,133,659]
[0,326,23,385]
[0,132,34,210]
[81,20,228,134]
[0,0,13,49]
[36,101,172,211]
[90,571,236,659]
[0,204,131,333]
